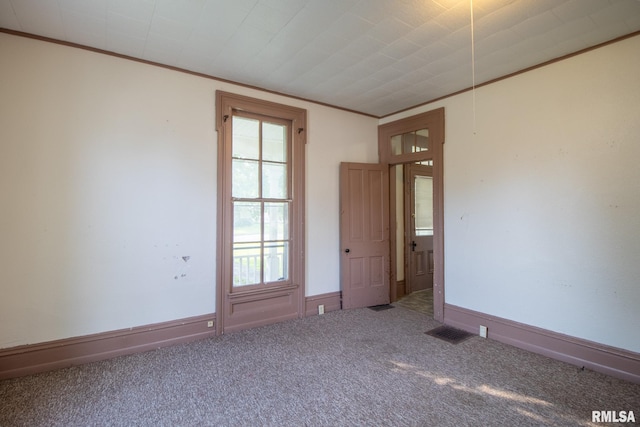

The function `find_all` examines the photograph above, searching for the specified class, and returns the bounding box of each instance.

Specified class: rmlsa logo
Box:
[592,410,636,423]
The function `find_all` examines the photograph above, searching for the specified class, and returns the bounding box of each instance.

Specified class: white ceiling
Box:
[1,0,640,117]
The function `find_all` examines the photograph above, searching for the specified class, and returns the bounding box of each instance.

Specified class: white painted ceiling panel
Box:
[547,16,596,45]
[108,0,155,22]
[0,1,17,29]
[107,11,150,40]
[61,10,104,40]
[1,0,640,117]
[552,0,608,23]
[9,0,64,39]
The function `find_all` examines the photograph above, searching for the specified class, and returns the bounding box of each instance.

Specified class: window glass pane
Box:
[264,241,288,282]
[390,129,430,155]
[264,202,288,241]
[415,128,429,152]
[232,116,259,159]
[263,122,286,162]
[233,242,261,286]
[232,159,259,198]
[230,112,293,289]
[391,135,402,155]
[263,162,287,199]
[415,175,433,236]
[403,133,415,153]
[233,202,261,243]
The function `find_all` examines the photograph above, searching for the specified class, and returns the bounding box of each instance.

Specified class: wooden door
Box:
[340,162,390,309]
[407,164,434,293]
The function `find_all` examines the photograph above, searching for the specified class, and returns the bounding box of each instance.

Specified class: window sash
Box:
[230,111,292,289]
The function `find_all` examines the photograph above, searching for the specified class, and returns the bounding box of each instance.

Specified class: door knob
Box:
[410,241,417,252]
[345,248,350,253]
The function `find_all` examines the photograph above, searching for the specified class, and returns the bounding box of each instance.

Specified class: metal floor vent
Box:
[368,304,394,312]
[425,326,474,344]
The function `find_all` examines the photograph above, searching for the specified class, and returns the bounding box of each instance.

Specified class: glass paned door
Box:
[231,114,291,288]
[407,164,434,294]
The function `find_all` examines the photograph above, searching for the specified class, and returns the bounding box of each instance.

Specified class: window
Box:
[414,174,433,236]
[390,128,429,155]
[378,108,443,165]
[231,113,291,287]
[216,91,306,333]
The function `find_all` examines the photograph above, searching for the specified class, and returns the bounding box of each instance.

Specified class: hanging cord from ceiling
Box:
[470,0,477,135]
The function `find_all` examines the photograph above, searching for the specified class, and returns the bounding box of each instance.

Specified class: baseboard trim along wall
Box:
[7,298,635,383]
[305,291,342,317]
[444,304,640,384]
[0,313,216,380]
[1,292,344,380]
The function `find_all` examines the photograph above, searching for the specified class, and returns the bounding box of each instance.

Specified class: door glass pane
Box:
[264,241,288,282]
[232,116,259,159]
[415,175,433,236]
[264,202,288,241]
[233,242,261,286]
[233,202,261,243]
[263,122,286,162]
[263,162,287,199]
[232,159,259,198]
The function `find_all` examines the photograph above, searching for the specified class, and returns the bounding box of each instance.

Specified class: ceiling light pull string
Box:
[470,0,477,135]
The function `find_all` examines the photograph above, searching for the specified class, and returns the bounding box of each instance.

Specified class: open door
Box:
[406,164,434,294]
[340,162,390,309]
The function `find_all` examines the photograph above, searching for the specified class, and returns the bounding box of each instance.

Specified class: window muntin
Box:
[231,114,291,287]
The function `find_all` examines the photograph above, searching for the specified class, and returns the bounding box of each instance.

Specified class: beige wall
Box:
[3,30,639,355]
[0,33,377,348]
[382,35,640,353]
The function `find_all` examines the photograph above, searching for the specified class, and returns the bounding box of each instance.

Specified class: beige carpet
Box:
[1,307,638,426]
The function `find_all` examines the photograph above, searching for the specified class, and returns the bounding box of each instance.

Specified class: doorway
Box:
[391,162,435,316]
[378,108,444,322]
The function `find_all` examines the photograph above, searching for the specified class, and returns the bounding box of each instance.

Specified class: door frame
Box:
[378,108,445,322]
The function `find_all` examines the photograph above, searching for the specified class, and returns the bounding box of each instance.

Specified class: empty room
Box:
[1,0,639,425]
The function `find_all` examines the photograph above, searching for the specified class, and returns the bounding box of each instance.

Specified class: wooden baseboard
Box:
[0,314,216,380]
[305,292,342,316]
[1,290,345,380]
[444,304,640,384]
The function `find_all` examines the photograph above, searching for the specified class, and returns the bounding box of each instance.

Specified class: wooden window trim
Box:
[215,91,307,334]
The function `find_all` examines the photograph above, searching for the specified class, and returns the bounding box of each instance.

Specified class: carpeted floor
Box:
[1,307,638,426]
